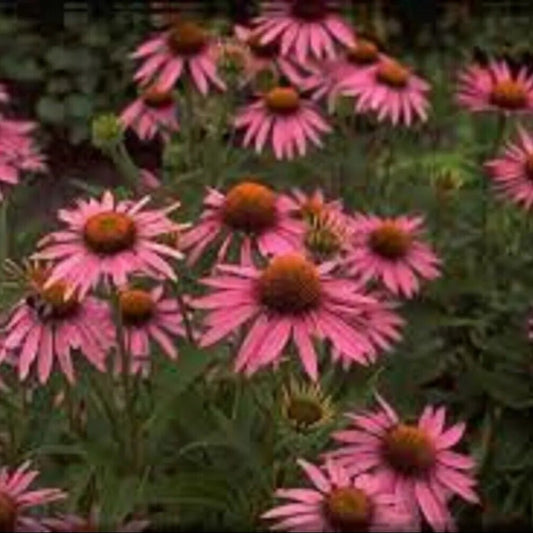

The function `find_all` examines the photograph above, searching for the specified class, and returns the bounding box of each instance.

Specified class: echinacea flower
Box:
[286,188,343,221]
[0,263,114,384]
[254,0,355,63]
[456,60,533,114]
[194,252,401,380]
[180,181,305,265]
[0,118,46,199]
[44,507,148,532]
[0,83,9,104]
[484,126,533,209]
[115,285,187,375]
[300,38,386,110]
[262,458,412,531]
[120,84,179,141]
[132,19,226,94]
[281,378,334,432]
[33,191,186,299]
[338,58,431,126]
[328,395,479,531]
[345,214,440,298]
[0,461,66,532]
[234,85,332,159]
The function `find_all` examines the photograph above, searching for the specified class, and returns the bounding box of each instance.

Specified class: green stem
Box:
[172,280,195,344]
[108,142,139,191]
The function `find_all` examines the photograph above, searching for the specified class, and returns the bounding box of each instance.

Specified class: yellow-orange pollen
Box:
[0,492,16,533]
[221,181,277,234]
[325,487,372,532]
[247,33,280,59]
[525,152,533,179]
[119,289,155,327]
[382,424,436,476]
[376,61,410,89]
[257,254,321,314]
[83,212,137,255]
[167,21,208,56]
[346,39,379,65]
[291,0,328,21]
[286,397,324,428]
[265,87,301,114]
[369,222,412,260]
[142,86,174,108]
[490,79,527,110]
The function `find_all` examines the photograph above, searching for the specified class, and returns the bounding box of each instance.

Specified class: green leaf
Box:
[65,94,93,119]
[45,46,73,70]
[46,76,72,96]
[82,25,111,48]
[37,96,66,124]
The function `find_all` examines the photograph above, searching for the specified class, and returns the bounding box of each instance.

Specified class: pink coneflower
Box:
[234,85,331,159]
[0,461,66,532]
[484,126,533,209]
[44,507,148,532]
[0,118,46,199]
[456,60,533,114]
[262,458,413,532]
[329,395,479,531]
[338,58,431,126]
[254,1,354,63]
[194,253,401,381]
[180,181,305,265]
[33,190,186,299]
[115,286,187,375]
[132,19,226,94]
[0,263,114,384]
[301,38,386,110]
[345,214,441,298]
[285,188,343,220]
[120,84,179,141]
[0,83,9,104]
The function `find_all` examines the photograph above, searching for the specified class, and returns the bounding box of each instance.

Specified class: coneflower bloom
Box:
[484,126,533,209]
[234,85,332,159]
[338,57,431,126]
[456,60,533,114]
[132,20,226,94]
[262,458,412,531]
[194,252,400,381]
[0,461,66,532]
[329,395,479,531]
[254,0,355,64]
[286,188,343,221]
[300,38,386,111]
[115,286,187,375]
[180,181,305,265]
[0,118,46,199]
[345,214,441,298]
[0,83,9,104]
[0,263,114,384]
[33,190,186,299]
[119,84,179,141]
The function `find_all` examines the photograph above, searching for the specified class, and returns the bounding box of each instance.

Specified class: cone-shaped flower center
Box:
[525,152,533,179]
[28,267,79,320]
[119,289,155,327]
[286,397,324,428]
[222,181,277,234]
[299,196,324,220]
[265,87,301,114]
[0,492,16,533]
[382,424,436,476]
[490,79,527,110]
[305,213,343,260]
[325,487,372,532]
[83,212,137,255]
[167,21,208,56]
[346,39,379,65]
[142,86,174,108]
[247,33,280,59]
[291,0,329,21]
[369,222,412,260]
[258,254,322,314]
[376,61,410,88]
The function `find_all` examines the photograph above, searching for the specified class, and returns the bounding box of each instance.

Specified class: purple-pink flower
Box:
[234,85,332,159]
[328,395,479,531]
